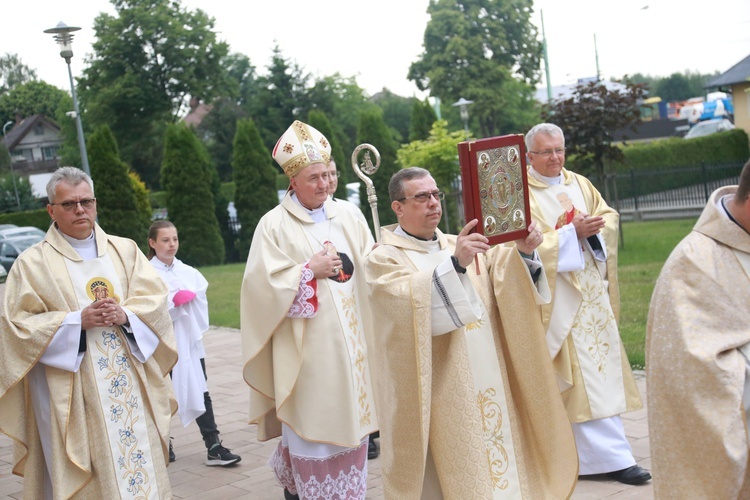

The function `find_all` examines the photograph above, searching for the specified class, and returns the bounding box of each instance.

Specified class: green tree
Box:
[87,125,150,248]
[409,98,438,142]
[0,53,37,95]
[0,81,67,126]
[408,0,542,137]
[195,97,247,182]
[0,174,39,213]
[356,108,400,234]
[398,120,465,231]
[542,80,647,199]
[161,123,224,266]
[371,89,415,145]
[232,118,278,260]
[307,110,347,199]
[79,0,231,188]
[247,46,309,150]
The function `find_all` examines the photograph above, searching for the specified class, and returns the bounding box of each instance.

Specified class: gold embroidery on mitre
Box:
[86,277,121,303]
[282,143,294,154]
[477,388,510,490]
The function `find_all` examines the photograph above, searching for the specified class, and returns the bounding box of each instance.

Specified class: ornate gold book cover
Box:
[458,134,531,245]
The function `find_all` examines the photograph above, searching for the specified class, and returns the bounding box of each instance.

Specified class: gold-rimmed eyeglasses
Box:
[398,191,445,203]
[529,147,566,158]
[50,198,97,211]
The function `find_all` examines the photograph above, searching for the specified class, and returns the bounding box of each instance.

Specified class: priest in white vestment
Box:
[365,167,578,499]
[647,160,750,498]
[241,121,377,499]
[523,123,650,485]
[0,167,177,499]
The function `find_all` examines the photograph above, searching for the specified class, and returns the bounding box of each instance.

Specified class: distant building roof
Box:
[182,98,213,128]
[706,54,750,88]
[2,115,61,151]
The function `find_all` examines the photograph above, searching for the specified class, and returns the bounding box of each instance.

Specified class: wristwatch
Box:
[451,255,467,274]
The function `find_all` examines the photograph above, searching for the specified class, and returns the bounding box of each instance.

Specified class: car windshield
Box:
[685,122,720,138]
[9,237,41,252]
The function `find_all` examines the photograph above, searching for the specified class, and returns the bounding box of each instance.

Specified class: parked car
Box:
[0,259,6,283]
[0,224,17,231]
[683,118,736,139]
[0,235,44,272]
[0,226,46,240]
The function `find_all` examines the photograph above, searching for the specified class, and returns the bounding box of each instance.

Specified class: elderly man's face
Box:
[528,132,565,178]
[327,161,339,196]
[392,175,442,240]
[47,181,96,240]
[290,162,330,209]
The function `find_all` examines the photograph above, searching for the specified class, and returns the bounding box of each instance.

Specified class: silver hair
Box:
[525,123,565,152]
[46,167,95,202]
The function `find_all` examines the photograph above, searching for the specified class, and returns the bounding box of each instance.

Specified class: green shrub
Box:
[0,208,52,230]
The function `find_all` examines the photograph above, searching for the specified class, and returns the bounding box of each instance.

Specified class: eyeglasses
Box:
[51,198,97,211]
[398,191,445,203]
[529,147,566,158]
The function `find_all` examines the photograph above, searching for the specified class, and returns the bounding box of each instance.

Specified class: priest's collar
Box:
[57,226,97,260]
[720,194,750,235]
[291,192,327,223]
[529,166,562,185]
[395,225,440,250]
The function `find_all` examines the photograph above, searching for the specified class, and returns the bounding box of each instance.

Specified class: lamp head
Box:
[44,22,81,62]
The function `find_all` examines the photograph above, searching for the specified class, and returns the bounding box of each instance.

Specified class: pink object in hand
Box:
[173,289,197,307]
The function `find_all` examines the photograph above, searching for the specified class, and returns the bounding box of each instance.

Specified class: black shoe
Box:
[606,465,652,485]
[283,489,300,500]
[367,436,379,460]
[169,439,176,463]
[206,442,241,466]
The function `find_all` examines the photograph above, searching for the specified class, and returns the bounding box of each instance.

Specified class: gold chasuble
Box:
[0,224,176,499]
[648,186,750,499]
[366,225,577,499]
[241,193,377,447]
[528,169,641,422]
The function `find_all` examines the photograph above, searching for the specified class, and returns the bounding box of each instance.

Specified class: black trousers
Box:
[195,358,220,448]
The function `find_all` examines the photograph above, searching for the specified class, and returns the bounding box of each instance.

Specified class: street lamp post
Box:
[2,120,21,210]
[44,22,90,177]
[452,97,474,140]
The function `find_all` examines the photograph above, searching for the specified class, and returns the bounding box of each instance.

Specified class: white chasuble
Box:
[303,219,375,431]
[403,247,522,499]
[65,255,161,499]
[530,178,627,418]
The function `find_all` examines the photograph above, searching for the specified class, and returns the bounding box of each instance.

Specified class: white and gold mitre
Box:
[272,120,332,178]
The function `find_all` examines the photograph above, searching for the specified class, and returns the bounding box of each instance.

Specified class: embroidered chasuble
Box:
[0,224,176,499]
[527,169,641,422]
[366,225,578,499]
[241,193,377,448]
[648,186,750,499]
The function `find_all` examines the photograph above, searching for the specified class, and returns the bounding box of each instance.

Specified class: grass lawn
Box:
[617,218,697,368]
[199,217,699,368]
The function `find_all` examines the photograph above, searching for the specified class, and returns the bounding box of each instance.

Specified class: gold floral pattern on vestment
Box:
[477,387,510,491]
[340,290,372,428]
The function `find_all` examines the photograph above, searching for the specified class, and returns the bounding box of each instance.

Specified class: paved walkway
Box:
[0,324,653,499]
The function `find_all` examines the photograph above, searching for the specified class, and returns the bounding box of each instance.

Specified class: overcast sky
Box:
[4,0,749,100]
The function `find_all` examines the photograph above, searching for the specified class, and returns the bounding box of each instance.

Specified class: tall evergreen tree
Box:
[307,110,347,200]
[232,118,279,260]
[356,108,400,235]
[87,125,150,249]
[409,98,438,142]
[161,123,225,266]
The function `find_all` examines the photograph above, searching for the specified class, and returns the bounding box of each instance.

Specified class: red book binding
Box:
[458,134,531,245]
